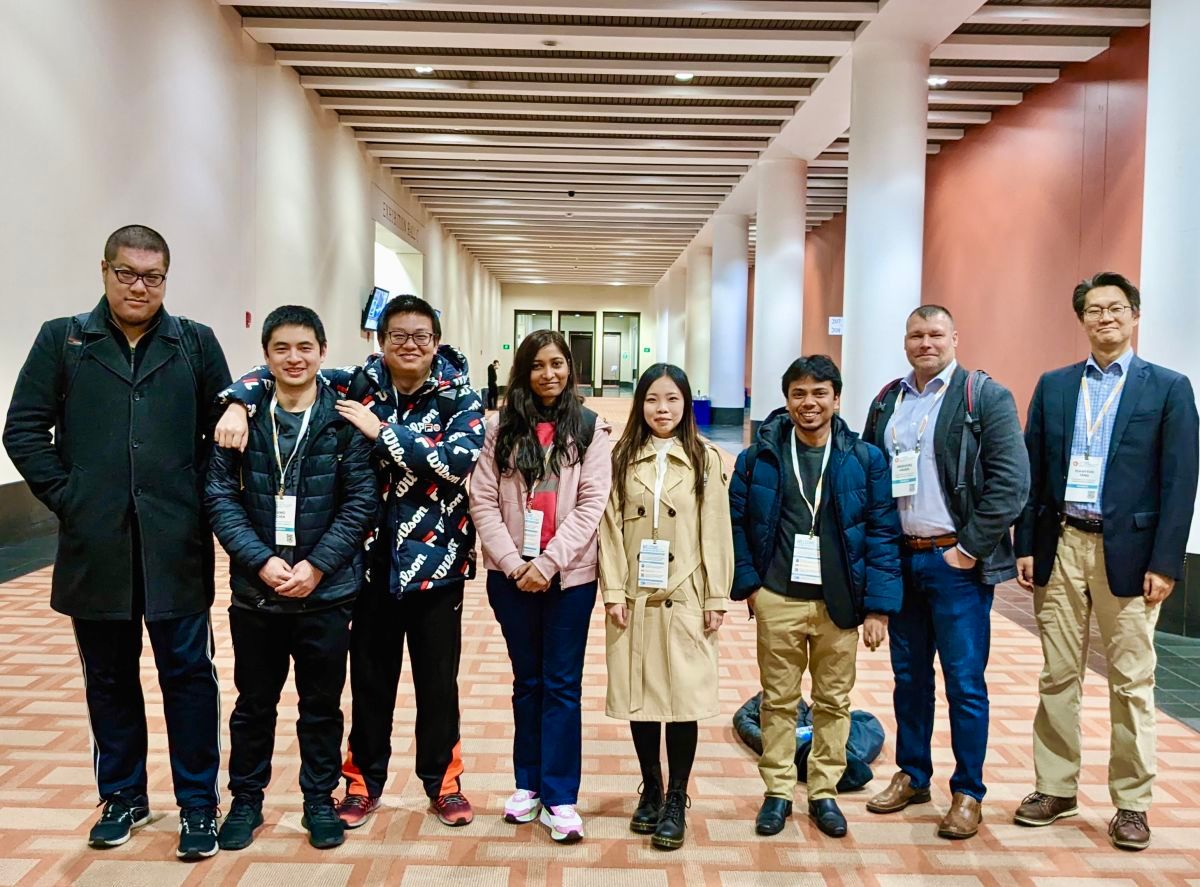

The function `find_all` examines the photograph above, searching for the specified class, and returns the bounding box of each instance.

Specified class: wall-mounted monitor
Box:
[362,287,390,332]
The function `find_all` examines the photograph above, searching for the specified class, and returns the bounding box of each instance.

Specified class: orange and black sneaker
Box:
[335,794,380,829]
[432,791,474,827]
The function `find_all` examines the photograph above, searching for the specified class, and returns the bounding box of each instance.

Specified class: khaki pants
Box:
[1032,524,1160,810]
[754,589,859,801]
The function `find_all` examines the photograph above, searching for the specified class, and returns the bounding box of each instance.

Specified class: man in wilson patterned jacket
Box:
[214,295,484,830]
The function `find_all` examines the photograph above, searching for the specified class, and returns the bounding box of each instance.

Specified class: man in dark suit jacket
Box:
[1014,272,1199,851]
[861,305,1029,840]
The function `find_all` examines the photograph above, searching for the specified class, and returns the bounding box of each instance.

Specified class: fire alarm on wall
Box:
[245,311,252,328]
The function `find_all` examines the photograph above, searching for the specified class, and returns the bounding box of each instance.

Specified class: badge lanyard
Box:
[270,396,313,497]
[890,383,948,456]
[521,444,556,558]
[651,441,673,541]
[1080,373,1125,458]
[790,432,832,538]
[638,443,674,589]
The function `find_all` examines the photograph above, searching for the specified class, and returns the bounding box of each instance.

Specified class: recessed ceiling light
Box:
[927,76,949,88]
[674,72,695,82]
[415,65,435,75]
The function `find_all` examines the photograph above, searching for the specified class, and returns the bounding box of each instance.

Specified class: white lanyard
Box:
[790,432,832,538]
[270,396,313,497]
[651,441,673,537]
[1080,373,1125,457]
[890,382,948,454]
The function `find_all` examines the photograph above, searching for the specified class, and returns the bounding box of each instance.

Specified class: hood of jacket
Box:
[754,408,860,459]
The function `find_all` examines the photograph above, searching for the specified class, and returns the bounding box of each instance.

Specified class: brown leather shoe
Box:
[1109,809,1150,851]
[866,772,932,814]
[937,793,982,839]
[1013,791,1078,827]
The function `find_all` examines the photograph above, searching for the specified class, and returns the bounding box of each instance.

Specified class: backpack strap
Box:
[865,378,903,443]
[954,369,990,511]
[174,316,205,398]
[58,313,92,403]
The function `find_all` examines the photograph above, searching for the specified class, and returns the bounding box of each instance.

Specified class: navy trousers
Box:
[72,610,221,809]
[487,570,596,807]
[889,547,993,801]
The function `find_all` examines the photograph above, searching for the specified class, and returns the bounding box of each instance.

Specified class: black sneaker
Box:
[88,795,151,848]
[177,806,219,860]
[218,798,264,851]
[302,798,346,849]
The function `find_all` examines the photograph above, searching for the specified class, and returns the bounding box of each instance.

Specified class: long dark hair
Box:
[611,363,708,507]
[495,329,589,487]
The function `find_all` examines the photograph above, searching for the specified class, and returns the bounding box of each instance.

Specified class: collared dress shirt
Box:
[1064,349,1134,521]
[885,360,959,539]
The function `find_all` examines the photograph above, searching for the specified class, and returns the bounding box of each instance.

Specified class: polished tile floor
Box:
[0,398,1196,885]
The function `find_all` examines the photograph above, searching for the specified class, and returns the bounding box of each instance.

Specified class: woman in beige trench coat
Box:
[600,363,734,851]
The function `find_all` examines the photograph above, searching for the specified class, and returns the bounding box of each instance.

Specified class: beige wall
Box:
[0,0,498,485]
[498,284,658,389]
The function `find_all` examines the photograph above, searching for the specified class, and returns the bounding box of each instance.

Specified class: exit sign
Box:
[642,347,651,353]
[502,344,511,350]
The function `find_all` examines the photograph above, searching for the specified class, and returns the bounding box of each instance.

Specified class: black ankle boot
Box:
[651,782,689,850]
[630,766,664,834]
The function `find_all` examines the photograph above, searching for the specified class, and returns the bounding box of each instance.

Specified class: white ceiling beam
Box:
[367,143,757,163]
[927,109,991,125]
[389,159,744,174]
[927,64,1059,84]
[926,127,965,141]
[243,19,857,56]
[928,89,1023,106]
[340,115,782,138]
[223,2,878,21]
[968,4,1149,28]
[300,75,810,101]
[320,96,796,119]
[935,34,1109,63]
[357,130,768,151]
[421,202,713,217]
[397,172,739,187]
[406,180,733,194]
[278,50,831,79]
[414,189,724,204]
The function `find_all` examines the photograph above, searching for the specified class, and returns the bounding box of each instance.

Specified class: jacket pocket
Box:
[1132,511,1159,530]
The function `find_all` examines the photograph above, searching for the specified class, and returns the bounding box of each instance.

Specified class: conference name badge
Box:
[1065,455,1101,503]
[521,509,544,557]
[638,539,670,589]
[275,495,298,547]
[891,450,919,498]
[791,534,822,584]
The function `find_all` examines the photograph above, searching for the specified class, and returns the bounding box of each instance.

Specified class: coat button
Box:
[668,507,677,518]
[637,506,645,516]
[131,439,140,449]
[668,553,675,562]
[134,486,143,497]
[132,391,142,401]
[665,600,673,608]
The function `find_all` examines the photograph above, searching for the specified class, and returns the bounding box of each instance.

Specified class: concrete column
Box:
[685,246,712,398]
[666,264,688,368]
[1140,0,1200,570]
[751,158,808,427]
[839,38,931,432]
[709,214,750,425]
[421,219,444,308]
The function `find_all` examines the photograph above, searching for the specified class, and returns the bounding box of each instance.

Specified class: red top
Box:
[529,422,559,549]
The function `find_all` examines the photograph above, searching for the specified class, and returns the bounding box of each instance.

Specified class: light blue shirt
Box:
[1065,349,1134,520]
[885,360,958,538]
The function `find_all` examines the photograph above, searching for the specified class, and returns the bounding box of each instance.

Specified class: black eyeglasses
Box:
[1083,304,1132,321]
[110,266,166,288]
[385,330,435,346]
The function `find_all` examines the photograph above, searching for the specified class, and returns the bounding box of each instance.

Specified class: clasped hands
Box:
[258,556,323,598]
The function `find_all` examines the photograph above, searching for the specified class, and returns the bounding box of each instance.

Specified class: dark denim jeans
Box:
[486,570,597,807]
[890,547,993,801]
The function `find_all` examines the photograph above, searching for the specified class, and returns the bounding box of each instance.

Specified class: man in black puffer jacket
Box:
[205,306,377,852]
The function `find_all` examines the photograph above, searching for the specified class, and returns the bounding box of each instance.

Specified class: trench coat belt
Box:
[629,585,676,714]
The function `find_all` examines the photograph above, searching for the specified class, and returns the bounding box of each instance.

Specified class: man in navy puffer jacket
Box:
[206,306,377,852]
[730,355,902,840]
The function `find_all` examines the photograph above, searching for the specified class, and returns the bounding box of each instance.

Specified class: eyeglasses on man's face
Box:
[109,266,166,288]
[384,330,435,347]
[1083,304,1132,321]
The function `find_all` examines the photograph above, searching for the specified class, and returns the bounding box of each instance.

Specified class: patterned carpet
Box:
[0,398,1197,886]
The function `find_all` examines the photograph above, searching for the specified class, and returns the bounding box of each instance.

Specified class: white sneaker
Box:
[504,789,541,824]
[539,804,584,843]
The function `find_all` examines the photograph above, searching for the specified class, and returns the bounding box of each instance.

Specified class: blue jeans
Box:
[890,548,993,801]
[487,570,597,806]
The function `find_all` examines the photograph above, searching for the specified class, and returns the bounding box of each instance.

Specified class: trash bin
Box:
[693,396,712,426]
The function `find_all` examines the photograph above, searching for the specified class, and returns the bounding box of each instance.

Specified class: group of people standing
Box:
[3,225,1196,863]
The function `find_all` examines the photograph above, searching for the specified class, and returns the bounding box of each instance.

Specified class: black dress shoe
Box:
[755,797,793,836]
[808,798,847,838]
